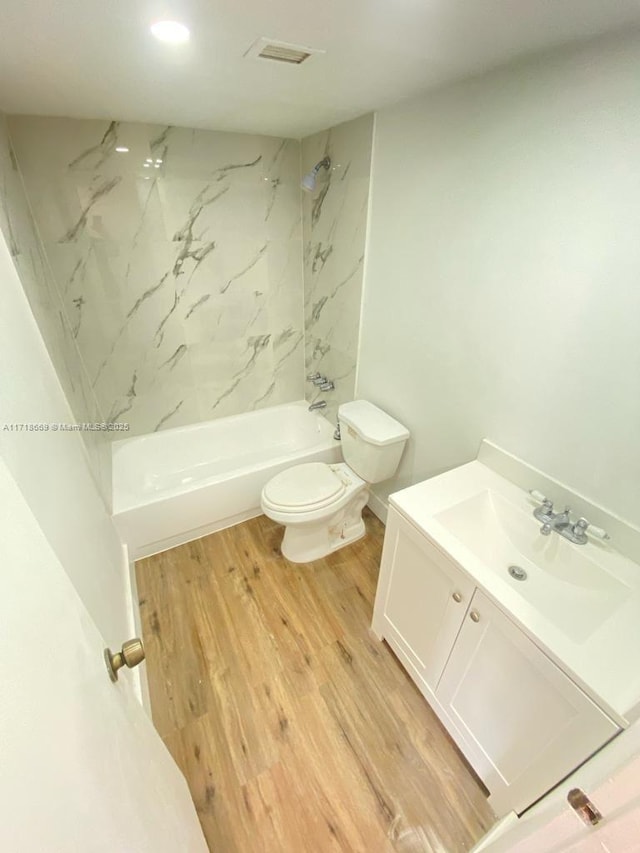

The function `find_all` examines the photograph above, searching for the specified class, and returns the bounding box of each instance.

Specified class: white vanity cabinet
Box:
[437,588,618,816]
[372,506,475,690]
[372,507,620,817]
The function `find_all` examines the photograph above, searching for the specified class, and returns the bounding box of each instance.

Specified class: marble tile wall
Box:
[8,117,305,436]
[302,113,374,424]
[0,114,111,505]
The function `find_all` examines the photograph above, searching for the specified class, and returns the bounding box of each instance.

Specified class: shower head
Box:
[300,156,331,193]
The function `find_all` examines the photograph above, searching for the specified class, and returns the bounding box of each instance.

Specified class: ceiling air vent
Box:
[244,37,325,66]
[259,44,310,64]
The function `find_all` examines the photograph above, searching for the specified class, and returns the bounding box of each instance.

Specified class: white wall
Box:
[358,33,640,525]
[0,227,131,645]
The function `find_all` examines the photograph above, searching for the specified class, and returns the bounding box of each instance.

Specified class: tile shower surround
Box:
[3,113,373,444]
[0,114,111,501]
[302,114,373,424]
[8,117,305,436]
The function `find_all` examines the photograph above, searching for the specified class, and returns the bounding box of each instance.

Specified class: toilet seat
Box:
[260,460,370,562]
[262,462,347,513]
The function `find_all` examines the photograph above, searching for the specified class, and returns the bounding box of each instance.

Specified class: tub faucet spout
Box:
[308,400,327,411]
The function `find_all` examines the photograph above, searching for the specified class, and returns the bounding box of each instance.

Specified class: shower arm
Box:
[313,156,331,174]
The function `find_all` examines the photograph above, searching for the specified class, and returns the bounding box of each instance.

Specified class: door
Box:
[475,719,640,852]
[437,589,619,817]
[372,507,474,690]
[0,457,207,852]
[514,769,640,853]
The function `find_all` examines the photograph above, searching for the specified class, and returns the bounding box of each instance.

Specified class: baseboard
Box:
[132,507,263,560]
[367,490,388,525]
[470,813,519,852]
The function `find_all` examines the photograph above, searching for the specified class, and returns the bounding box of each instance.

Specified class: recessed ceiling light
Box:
[151,20,190,44]
[115,146,129,153]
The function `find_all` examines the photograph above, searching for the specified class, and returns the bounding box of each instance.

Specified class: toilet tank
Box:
[338,400,409,483]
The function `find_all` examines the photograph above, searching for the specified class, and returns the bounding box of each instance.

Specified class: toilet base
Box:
[279,491,369,563]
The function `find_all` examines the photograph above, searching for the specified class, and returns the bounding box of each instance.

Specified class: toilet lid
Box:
[263,463,346,510]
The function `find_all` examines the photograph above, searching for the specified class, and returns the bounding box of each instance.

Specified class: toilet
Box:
[261,400,409,563]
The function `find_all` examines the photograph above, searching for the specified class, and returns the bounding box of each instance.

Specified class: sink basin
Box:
[434,490,631,642]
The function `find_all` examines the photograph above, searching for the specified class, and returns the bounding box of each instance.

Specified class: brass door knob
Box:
[469,610,480,623]
[567,788,603,826]
[452,592,463,603]
[104,638,145,682]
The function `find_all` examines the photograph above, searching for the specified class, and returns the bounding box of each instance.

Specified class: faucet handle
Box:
[529,490,554,511]
[307,372,321,381]
[530,489,550,504]
[312,375,327,385]
[531,490,556,525]
[575,518,610,541]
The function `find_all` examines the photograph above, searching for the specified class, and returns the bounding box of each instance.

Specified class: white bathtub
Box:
[112,401,341,559]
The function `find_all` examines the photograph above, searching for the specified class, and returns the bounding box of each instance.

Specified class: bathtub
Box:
[112,401,341,559]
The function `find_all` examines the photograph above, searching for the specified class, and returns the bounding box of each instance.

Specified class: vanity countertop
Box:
[389,460,640,726]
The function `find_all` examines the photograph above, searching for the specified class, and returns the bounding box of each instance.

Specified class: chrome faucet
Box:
[308,373,327,386]
[539,506,571,537]
[529,491,610,544]
[308,400,327,411]
[306,372,334,391]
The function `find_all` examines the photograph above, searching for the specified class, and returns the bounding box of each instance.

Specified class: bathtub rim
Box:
[112,402,338,514]
[112,399,326,452]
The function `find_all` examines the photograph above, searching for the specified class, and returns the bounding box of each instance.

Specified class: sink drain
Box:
[508,565,528,581]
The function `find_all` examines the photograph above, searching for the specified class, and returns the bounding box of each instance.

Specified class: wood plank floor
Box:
[136,509,495,852]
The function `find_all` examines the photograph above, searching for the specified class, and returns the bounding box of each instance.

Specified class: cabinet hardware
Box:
[452,592,463,603]
[469,610,480,623]
[567,788,603,826]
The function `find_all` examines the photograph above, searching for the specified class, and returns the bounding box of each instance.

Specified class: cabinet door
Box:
[436,589,619,817]
[372,507,475,691]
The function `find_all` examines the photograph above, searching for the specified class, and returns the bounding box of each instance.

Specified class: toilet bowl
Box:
[261,400,409,563]
[262,462,368,562]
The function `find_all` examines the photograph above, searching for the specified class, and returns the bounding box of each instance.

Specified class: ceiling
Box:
[1,0,639,138]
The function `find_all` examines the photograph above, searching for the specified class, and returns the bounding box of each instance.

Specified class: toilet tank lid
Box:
[338,400,409,447]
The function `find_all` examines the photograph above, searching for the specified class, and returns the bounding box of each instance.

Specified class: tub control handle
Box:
[307,372,321,381]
